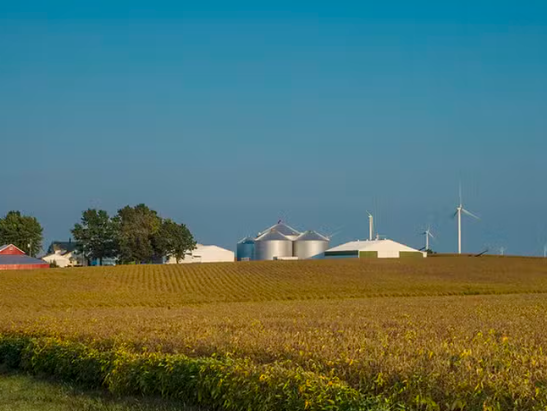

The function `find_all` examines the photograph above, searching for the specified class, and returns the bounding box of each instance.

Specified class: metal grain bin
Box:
[293,230,330,259]
[236,237,255,261]
[254,230,293,260]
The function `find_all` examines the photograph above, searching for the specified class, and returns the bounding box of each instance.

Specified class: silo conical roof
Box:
[238,237,255,244]
[260,222,300,237]
[295,230,329,242]
[255,230,291,242]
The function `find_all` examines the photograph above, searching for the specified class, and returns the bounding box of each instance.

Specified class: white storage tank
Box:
[293,230,330,259]
[254,230,293,260]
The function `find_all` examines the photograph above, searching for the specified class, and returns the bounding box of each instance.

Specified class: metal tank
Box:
[258,222,300,241]
[293,231,330,259]
[254,230,293,260]
[236,237,255,261]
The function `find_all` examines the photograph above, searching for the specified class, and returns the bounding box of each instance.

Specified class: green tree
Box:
[156,219,196,263]
[0,211,43,257]
[114,204,163,264]
[72,209,118,265]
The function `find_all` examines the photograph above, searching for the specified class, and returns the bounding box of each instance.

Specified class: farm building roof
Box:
[0,255,50,266]
[326,239,422,253]
[193,244,233,253]
[0,244,25,255]
[47,241,78,255]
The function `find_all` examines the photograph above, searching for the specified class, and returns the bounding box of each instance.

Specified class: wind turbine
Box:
[366,211,374,241]
[421,226,435,252]
[454,184,479,254]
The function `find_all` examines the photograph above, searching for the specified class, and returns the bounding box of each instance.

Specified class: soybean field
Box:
[1,257,547,411]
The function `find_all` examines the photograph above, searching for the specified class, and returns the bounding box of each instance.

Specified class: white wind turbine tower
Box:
[422,226,435,251]
[454,184,480,254]
[366,211,374,241]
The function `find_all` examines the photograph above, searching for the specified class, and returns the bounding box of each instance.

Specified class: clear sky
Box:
[1,1,546,255]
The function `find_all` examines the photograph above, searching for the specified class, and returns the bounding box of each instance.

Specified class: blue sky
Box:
[1,1,546,255]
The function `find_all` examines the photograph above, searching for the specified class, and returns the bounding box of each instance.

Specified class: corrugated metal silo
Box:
[254,230,293,260]
[293,231,330,259]
[236,237,255,261]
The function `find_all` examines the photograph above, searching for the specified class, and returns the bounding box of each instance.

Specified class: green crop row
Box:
[0,334,380,411]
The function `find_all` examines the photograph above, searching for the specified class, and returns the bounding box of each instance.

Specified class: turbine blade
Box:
[462,208,480,220]
[329,230,342,239]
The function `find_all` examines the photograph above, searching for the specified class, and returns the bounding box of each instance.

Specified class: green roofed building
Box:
[324,239,426,259]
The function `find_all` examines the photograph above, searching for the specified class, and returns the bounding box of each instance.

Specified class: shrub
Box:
[0,334,371,411]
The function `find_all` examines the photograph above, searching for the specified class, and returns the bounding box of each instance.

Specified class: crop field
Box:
[1,258,547,410]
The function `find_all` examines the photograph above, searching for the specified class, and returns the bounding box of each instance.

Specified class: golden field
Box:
[1,257,547,410]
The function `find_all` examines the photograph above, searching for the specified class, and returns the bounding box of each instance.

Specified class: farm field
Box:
[1,257,547,410]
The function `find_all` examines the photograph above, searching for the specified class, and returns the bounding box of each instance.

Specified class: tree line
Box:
[0,211,43,256]
[0,205,196,264]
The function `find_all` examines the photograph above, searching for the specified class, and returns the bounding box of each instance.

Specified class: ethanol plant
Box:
[237,222,330,261]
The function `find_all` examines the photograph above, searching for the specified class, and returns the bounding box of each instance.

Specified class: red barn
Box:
[0,244,50,270]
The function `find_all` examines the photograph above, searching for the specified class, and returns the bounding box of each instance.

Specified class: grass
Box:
[0,370,200,411]
[1,257,547,410]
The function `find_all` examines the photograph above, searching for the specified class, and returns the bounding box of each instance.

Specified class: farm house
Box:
[42,250,86,267]
[166,244,234,264]
[324,239,426,259]
[42,240,87,268]
[0,244,50,270]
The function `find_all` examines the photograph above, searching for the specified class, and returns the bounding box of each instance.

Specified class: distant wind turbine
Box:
[454,184,479,254]
[421,226,436,251]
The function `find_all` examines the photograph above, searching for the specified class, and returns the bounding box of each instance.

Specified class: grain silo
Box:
[254,230,293,260]
[236,237,255,261]
[293,231,330,259]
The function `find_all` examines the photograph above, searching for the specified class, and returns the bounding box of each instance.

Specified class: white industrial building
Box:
[324,239,426,259]
[166,244,234,264]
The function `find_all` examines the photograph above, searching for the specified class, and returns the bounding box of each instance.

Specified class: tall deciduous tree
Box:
[0,211,43,256]
[72,209,117,265]
[114,204,163,264]
[156,219,196,263]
